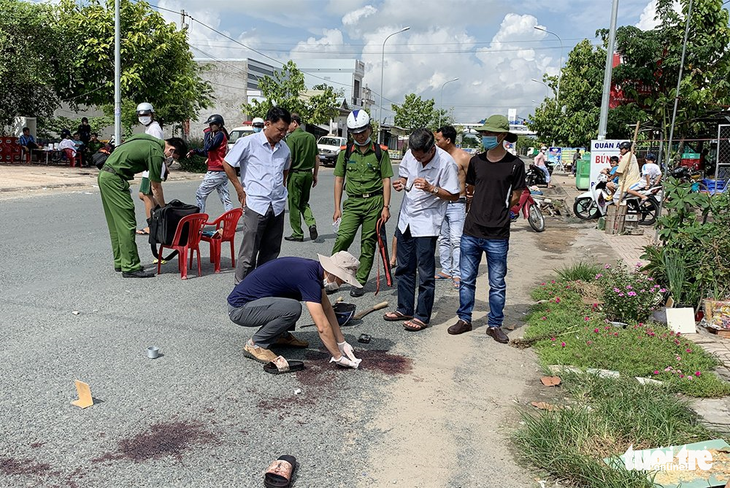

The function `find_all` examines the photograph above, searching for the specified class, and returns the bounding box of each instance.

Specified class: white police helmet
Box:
[136,102,154,115]
[347,110,371,134]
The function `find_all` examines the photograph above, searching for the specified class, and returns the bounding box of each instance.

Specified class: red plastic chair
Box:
[201,208,243,273]
[157,213,209,279]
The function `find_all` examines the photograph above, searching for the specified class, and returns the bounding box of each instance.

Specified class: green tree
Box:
[53,0,212,127]
[391,94,450,131]
[242,62,340,125]
[0,0,68,128]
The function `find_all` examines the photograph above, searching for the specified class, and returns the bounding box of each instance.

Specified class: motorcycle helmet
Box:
[347,110,371,134]
[251,117,265,128]
[333,302,356,326]
[671,166,688,178]
[136,102,154,115]
[619,141,632,151]
[205,114,224,126]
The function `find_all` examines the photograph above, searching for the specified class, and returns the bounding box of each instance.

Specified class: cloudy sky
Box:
[152,0,669,124]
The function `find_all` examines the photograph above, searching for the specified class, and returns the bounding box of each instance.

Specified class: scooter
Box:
[510,188,545,232]
[573,174,662,225]
[525,164,553,187]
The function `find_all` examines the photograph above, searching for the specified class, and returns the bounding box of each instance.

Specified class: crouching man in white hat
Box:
[227,251,363,369]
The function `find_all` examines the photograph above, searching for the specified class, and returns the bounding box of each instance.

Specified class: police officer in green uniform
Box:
[332,110,392,297]
[284,113,319,242]
[98,134,187,278]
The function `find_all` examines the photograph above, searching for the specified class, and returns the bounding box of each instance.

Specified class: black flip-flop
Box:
[263,356,305,375]
[383,310,413,322]
[264,455,297,487]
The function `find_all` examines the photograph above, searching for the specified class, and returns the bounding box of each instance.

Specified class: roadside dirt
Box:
[358,214,618,487]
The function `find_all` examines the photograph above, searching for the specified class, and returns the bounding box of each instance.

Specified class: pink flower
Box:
[550,337,556,341]
[587,340,593,345]
[695,371,701,377]
[584,316,590,321]
[688,376,694,381]
[551,280,556,284]
[676,356,682,361]
[595,273,603,279]
[541,316,547,320]
[594,328,599,333]
[647,277,654,281]
[679,374,685,378]
[605,326,611,330]
[665,366,672,372]
[613,287,621,293]
[653,370,660,375]
[686,348,692,353]
[604,264,611,269]
[541,282,546,286]
[618,293,625,297]
[561,342,566,348]
[659,288,666,293]
[554,297,561,303]
[626,285,633,290]
[614,332,619,337]
[628,291,637,297]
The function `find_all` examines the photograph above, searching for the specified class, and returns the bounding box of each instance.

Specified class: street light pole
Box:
[534,26,563,101]
[438,77,458,127]
[531,78,550,98]
[378,26,410,144]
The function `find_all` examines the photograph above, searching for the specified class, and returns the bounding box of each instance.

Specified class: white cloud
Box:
[342,6,377,26]
[291,29,346,58]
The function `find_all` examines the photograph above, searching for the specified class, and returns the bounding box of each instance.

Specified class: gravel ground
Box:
[0,169,619,487]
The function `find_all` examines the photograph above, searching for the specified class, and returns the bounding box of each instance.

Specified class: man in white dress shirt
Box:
[224,107,292,284]
[384,128,460,331]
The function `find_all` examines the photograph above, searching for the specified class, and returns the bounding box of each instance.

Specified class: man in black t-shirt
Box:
[227,251,363,369]
[447,115,526,343]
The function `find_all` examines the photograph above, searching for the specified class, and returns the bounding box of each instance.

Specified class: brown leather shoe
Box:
[274,332,309,348]
[243,340,278,363]
[447,319,472,335]
[486,326,509,344]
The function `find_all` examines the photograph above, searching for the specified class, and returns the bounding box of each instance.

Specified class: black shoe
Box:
[309,225,318,241]
[486,326,509,344]
[350,287,365,297]
[122,269,155,278]
[284,235,303,242]
[114,267,121,272]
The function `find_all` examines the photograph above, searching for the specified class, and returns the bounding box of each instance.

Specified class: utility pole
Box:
[114,0,121,145]
[597,0,619,140]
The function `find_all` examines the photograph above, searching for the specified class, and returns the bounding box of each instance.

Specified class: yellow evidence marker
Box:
[71,380,94,408]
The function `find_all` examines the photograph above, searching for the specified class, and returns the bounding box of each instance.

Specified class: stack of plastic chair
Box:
[201,208,243,273]
[157,213,209,279]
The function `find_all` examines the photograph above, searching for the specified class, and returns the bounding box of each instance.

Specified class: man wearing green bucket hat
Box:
[447,115,526,344]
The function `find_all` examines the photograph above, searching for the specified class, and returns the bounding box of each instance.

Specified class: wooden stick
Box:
[354,301,388,320]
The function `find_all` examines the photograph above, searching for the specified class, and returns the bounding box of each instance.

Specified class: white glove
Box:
[337,341,360,362]
[330,355,361,369]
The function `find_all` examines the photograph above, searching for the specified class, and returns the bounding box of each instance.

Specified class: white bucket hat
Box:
[318,251,362,288]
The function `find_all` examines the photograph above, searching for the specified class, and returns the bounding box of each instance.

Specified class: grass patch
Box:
[556,262,603,282]
[527,281,730,398]
[514,373,715,488]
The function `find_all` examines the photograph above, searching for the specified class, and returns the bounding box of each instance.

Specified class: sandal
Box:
[434,272,451,280]
[453,278,461,289]
[264,455,297,487]
[263,356,304,375]
[136,229,149,235]
[403,318,428,331]
[383,310,413,322]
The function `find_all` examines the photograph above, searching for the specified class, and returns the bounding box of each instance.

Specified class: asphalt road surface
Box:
[0,167,617,487]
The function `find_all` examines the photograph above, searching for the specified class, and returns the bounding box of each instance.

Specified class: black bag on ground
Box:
[148,200,200,259]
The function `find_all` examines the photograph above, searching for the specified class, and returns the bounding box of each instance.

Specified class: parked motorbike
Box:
[525,164,553,187]
[573,173,661,225]
[671,166,707,192]
[510,189,545,232]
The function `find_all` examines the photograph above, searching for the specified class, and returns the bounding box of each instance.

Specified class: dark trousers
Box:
[228,298,301,349]
[235,205,284,284]
[395,226,438,323]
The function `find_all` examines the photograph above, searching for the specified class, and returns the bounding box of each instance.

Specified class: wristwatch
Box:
[431,186,439,195]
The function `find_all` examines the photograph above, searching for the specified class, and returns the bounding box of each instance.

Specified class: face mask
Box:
[138,116,152,126]
[253,127,263,133]
[354,137,371,147]
[164,156,174,166]
[323,277,340,292]
[482,136,499,150]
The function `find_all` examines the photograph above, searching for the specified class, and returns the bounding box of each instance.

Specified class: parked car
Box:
[317,136,347,167]
[227,126,256,150]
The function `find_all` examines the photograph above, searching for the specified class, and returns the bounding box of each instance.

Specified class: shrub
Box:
[596,264,662,323]
[556,262,602,282]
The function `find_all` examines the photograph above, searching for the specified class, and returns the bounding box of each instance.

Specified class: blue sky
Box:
[47,0,677,123]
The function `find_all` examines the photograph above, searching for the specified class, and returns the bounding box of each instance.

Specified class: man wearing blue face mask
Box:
[447,115,526,344]
[251,117,265,134]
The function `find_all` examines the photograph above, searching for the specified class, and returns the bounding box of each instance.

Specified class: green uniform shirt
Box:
[285,127,319,171]
[334,143,393,195]
[105,134,165,182]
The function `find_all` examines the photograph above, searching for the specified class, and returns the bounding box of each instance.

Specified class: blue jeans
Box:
[395,227,438,323]
[437,200,466,279]
[457,235,509,328]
